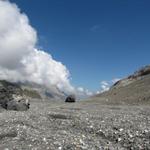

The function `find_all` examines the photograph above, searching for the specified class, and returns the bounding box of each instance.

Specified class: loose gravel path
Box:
[0,101,149,150]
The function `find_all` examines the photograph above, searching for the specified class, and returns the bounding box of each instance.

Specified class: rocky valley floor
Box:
[0,101,150,150]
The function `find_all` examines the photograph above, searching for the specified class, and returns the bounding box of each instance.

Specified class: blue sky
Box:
[10,0,150,92]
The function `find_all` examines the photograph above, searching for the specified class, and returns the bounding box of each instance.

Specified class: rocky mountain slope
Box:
[90,65,150,105]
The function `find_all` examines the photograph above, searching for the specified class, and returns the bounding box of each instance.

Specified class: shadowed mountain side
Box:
[19,82,66,101]
[88,66,150,105]
[0,80,66,104]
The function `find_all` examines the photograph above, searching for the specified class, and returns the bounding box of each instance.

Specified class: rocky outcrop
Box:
[112,65,150,88]
[0,80,30,111]
[92,65,150,105]
[130,65,150,78]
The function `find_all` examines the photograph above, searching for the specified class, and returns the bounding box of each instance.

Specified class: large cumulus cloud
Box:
[0,0,36,69]
[0,0,74,94]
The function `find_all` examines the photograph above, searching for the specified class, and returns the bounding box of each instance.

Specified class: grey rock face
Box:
[7,95,30,111]
[65,95,76,102]
[0,80,30,111]
[7,100,29,111]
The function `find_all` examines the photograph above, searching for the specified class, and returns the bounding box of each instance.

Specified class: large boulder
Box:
[0,80,30,111]
[6,100,30,111]
[65,95,76,103]
[6,95,30,111]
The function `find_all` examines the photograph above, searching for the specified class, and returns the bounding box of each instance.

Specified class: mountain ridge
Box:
[89,65,150,105]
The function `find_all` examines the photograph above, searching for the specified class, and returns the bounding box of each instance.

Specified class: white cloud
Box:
[0,0,94,98]
[85,90,93,96]
[77,87,84,92]
[101,81,109,86]
[77,87,93,98]
[0,0,36,69]
[96,91,100,94]
[100,81,110,92]
[0,0,76,95]
[98,78,121,94]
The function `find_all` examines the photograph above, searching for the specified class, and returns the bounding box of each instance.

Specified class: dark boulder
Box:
[65,95,76,103]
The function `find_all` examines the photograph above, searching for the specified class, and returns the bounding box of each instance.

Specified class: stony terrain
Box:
[0,65,150,149]
[0,101,149,150]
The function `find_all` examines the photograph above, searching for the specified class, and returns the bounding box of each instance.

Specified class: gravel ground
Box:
[0,101,150,150]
